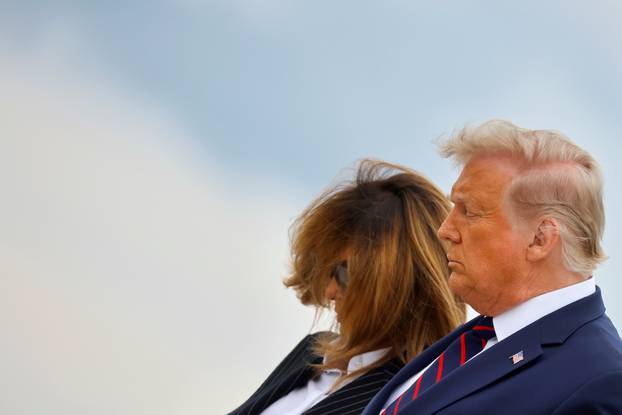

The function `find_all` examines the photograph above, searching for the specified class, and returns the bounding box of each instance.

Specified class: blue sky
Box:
[1,2,621,414]
[5,1,621,188]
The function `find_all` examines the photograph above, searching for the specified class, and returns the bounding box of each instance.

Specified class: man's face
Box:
[438,155,531,316]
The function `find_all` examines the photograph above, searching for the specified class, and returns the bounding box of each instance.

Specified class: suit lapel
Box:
[375,287,606,415]
[304,358,404,415]
[240,349,322,415]
[362,321,478,415]
[398,326,542,414]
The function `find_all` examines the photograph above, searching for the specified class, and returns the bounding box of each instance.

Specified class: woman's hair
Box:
[284,159,465,385]
[439,119,606,276]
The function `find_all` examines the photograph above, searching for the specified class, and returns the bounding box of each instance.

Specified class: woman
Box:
[229,159,465,415]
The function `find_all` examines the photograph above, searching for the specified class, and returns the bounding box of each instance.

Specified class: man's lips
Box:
[447,256,462,266]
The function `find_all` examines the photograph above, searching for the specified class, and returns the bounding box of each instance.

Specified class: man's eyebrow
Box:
[449,191,467,203]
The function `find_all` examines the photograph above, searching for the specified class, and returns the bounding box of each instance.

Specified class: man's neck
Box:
[494,268,587,316]
[492,277,596,342]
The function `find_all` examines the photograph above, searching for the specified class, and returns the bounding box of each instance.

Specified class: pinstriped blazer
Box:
[228,333,404,415]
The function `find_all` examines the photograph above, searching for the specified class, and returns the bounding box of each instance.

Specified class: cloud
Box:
[2,3,620,413]
[0,33,318,415]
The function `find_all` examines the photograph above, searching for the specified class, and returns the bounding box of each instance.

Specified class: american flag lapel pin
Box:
[509,350,524,364]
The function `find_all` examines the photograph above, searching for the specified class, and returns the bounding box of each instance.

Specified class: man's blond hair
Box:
[439,119,606,276]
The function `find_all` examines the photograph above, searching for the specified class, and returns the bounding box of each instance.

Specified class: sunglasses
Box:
[331,262,348,287]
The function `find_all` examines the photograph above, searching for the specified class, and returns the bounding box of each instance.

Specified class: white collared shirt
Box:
[380,278,596,412]
[262,346,390,415]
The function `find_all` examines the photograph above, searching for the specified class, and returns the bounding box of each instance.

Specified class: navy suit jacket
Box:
[362,287,622,415]
[229,332,403,415]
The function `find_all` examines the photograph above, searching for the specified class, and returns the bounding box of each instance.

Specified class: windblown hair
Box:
[439,119,606,276]
[284,159,465,387]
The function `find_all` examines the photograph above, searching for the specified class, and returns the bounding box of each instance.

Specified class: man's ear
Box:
[526,218,560,262]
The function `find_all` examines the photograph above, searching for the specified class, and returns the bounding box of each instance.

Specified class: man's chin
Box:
[448,273,469,300]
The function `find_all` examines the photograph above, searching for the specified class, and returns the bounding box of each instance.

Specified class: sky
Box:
[1,1,621,414]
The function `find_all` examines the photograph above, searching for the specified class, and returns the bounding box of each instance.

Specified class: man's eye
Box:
[461,205,476,217]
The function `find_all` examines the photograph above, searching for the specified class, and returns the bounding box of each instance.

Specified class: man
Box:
[362,120,622,415]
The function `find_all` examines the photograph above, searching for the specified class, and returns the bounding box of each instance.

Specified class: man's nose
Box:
[438,214,460,243]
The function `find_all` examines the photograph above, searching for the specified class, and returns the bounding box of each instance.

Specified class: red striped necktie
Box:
[382,316,496,415]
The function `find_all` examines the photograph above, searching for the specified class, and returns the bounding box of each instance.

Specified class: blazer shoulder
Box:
[227,333,332,415]
[307,331,337,341]
[295,331,336,355]
[551,370,622,415]
[270,332,332,370]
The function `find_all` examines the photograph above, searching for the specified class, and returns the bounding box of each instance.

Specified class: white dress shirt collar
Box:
[493,277,596,342]
[262,345,391,415]
[347,348,391,374]
[323,346,391,375]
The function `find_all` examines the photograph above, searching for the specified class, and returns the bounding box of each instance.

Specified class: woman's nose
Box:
[324,278,340,300]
